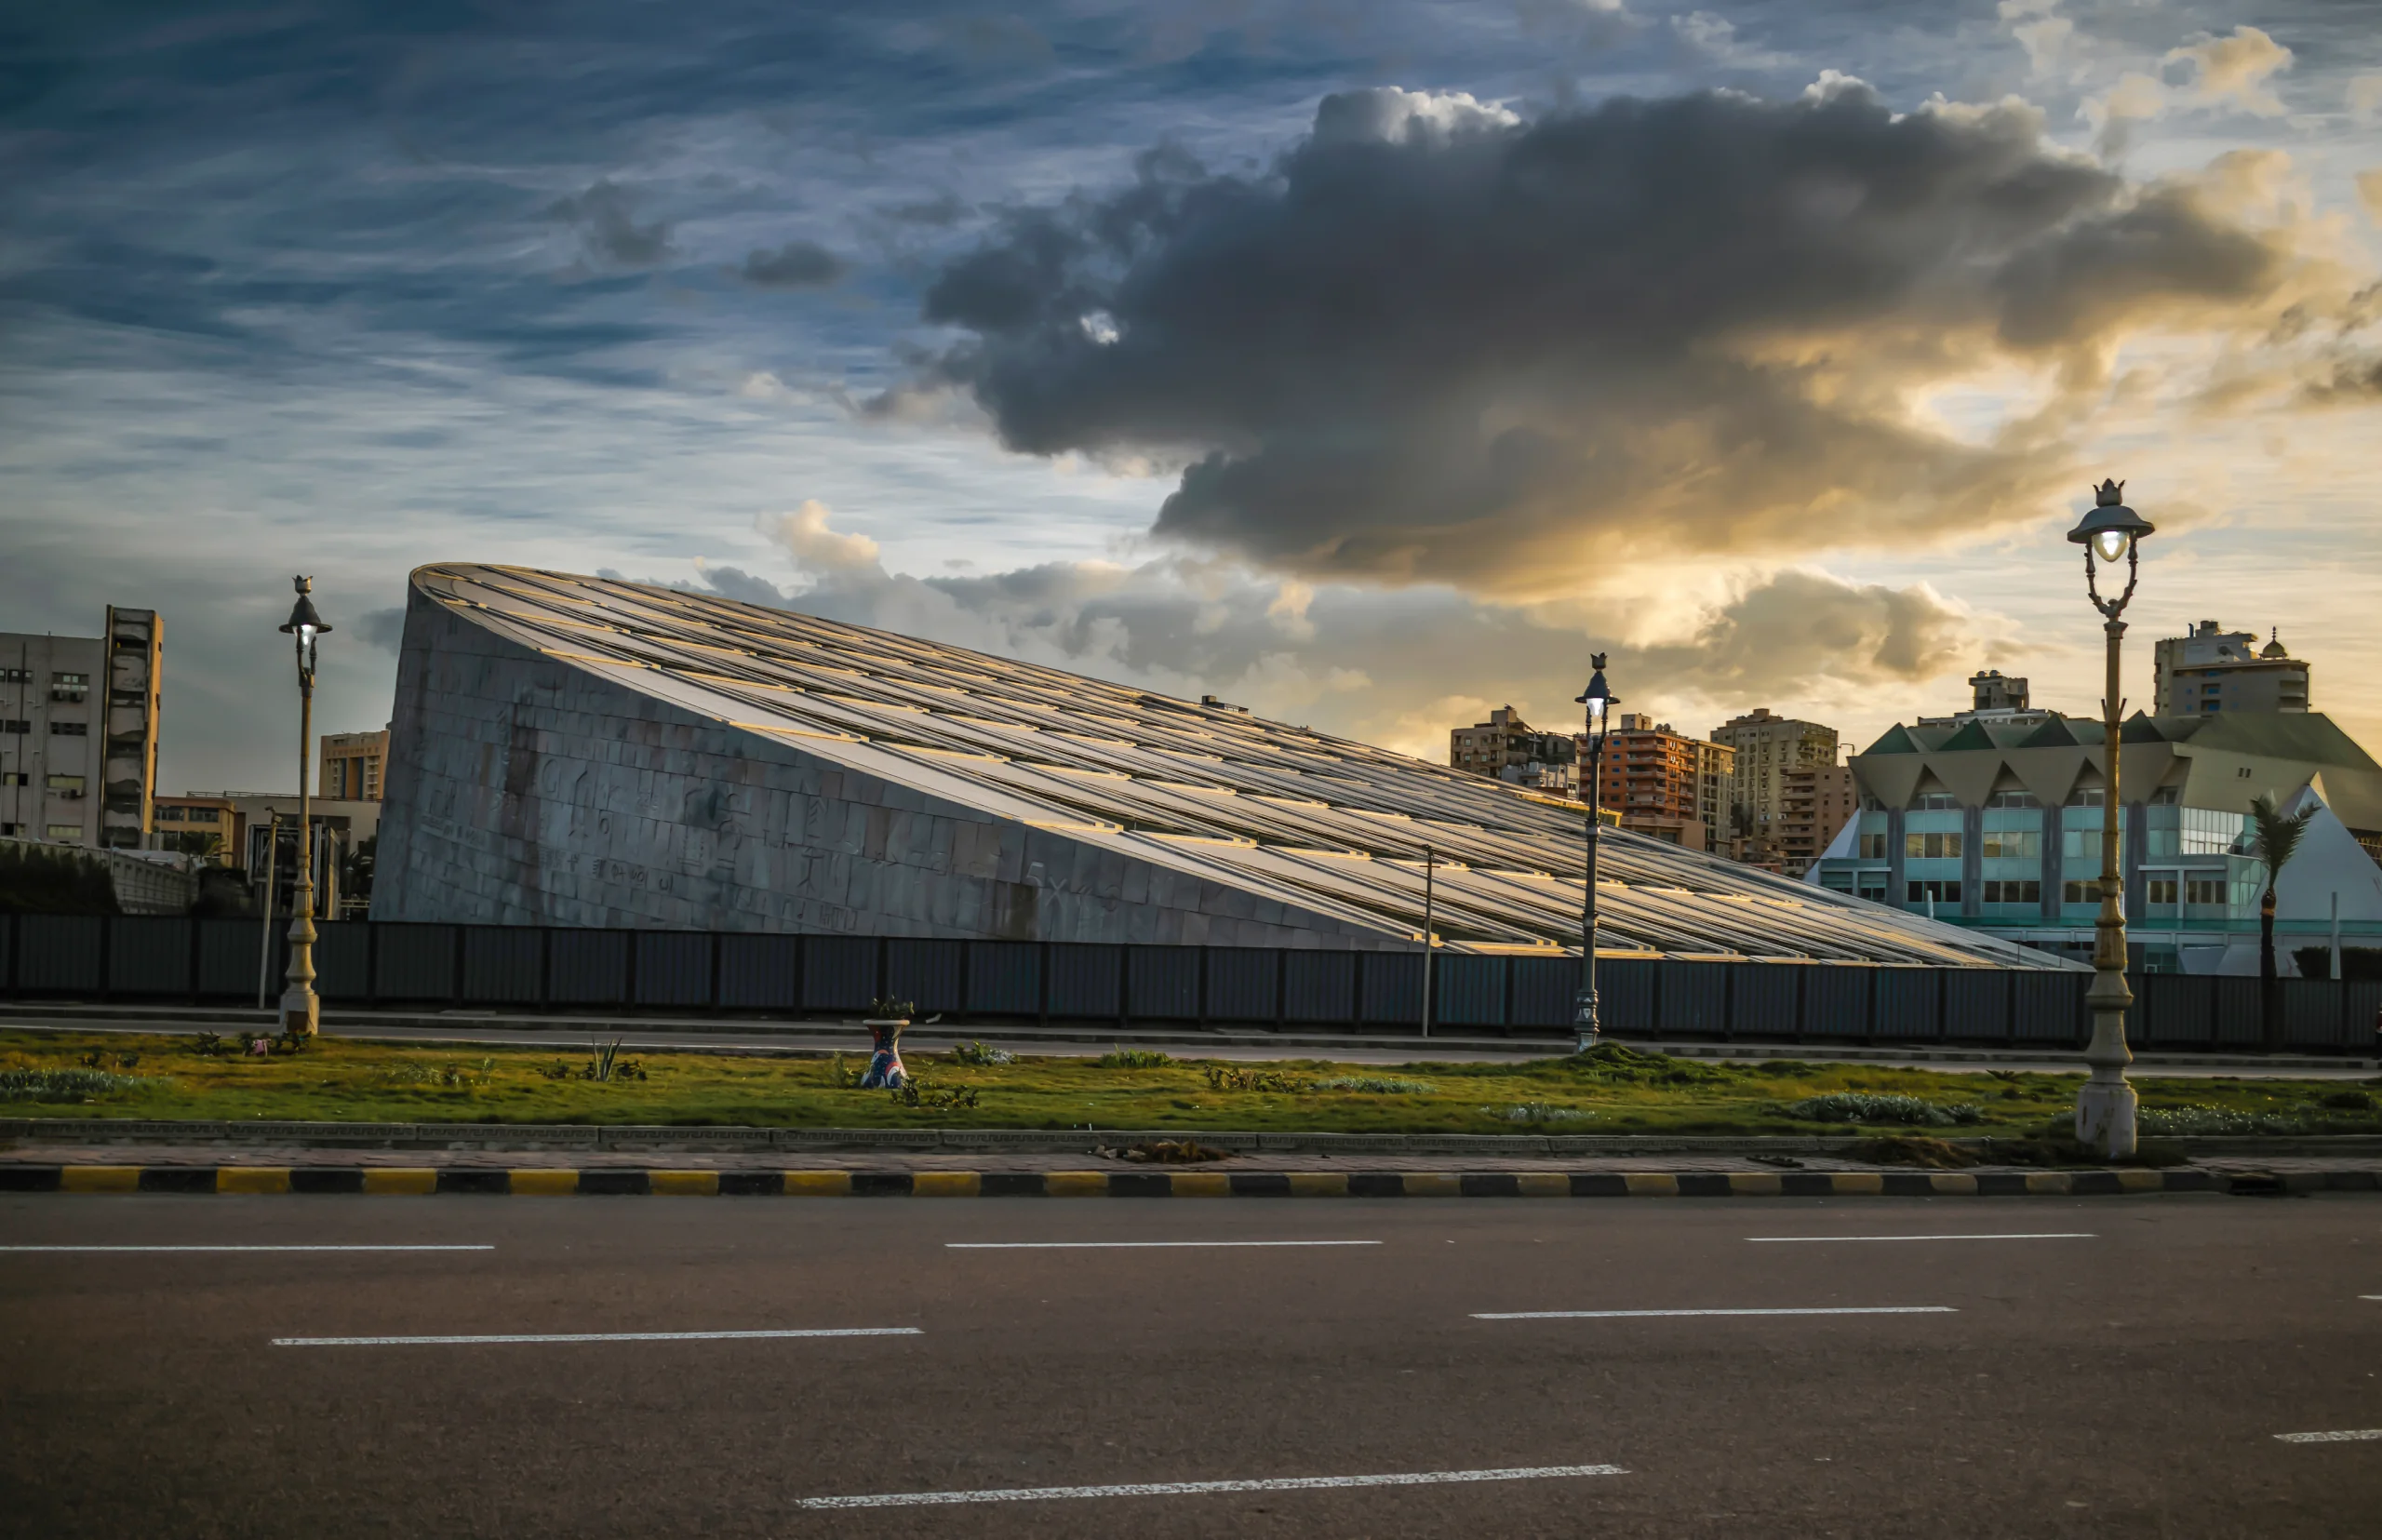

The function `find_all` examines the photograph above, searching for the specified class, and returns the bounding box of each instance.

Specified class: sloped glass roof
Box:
[413,564,2071,969]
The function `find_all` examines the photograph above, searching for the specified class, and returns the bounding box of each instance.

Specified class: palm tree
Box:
[2249,791,2315,1048]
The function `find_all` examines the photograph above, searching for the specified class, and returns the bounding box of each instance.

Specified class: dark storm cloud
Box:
[912,84,2295,591]
[356,607,408,653]
[546,180,673,268]
[739,240,849,288]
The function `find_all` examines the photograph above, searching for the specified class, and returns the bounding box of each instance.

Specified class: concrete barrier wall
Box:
[5,913,2379,1051]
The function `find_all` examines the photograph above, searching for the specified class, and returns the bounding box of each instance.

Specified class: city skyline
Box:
[5,2,2378,795]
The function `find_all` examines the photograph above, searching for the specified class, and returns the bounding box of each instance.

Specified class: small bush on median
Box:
[1314,1076,1437,1095]
[949,1040,1013,1066]
[2136,1104,2307,1136]
[1489,1103,1596,1124]
[1202,1064,1309,1093]
[1787,1092,1985,1128]
[1098,1048,1173,1069]
[0,1067,163,1102]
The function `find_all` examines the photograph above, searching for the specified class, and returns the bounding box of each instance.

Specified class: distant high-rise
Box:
[0,607,161,849]
[320,728,390,802]
[1709,707,1839,852]
[2153,620,2309,716]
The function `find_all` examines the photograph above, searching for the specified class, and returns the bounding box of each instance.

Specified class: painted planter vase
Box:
[857,1019,909,1089]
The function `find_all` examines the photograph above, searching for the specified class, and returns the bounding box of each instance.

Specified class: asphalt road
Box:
[4,1195,2379,1537]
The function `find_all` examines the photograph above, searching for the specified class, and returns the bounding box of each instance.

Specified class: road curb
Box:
[2,1163,2371,1197]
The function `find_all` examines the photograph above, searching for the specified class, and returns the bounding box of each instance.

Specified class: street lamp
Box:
[2068,479,2153,1157]
[276,577,331,1038]
[1573,655,1617,1052]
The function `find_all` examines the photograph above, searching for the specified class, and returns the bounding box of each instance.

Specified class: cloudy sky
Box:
[5,0,2379,793]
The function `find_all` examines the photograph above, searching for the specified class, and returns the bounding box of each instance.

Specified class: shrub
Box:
[1787,1092,1985,1127]
[949,1040,1013,1066]
[1202,1064,1308,1093]
[2320,1089,2375,1111]
[868,996,917,1020]
[1313,1076,1436,1095]
[1489,1103,1596,1124]
[0,1067,161,1102]
[888,1076,978,1111]
[1099,1048,1173,1069]
[2136,1105,2307,1136]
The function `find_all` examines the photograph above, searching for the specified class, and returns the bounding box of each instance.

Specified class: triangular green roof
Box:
[1935,719,1997,753]
[2018,716,2081,748]
[2119,712,2167,743]
[2182,711,2379,770]
[1866,723,1922,755]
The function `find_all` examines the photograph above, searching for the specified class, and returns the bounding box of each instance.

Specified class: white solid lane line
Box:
[273,1328,920,1347]
[1746,1234,2094,1243]
[3,1245,494,1253]
[946,1240,1382,1250]
[1474,1306,1957,1320]
[2275,1430,2382,1443]
[796,1463,1628,1509]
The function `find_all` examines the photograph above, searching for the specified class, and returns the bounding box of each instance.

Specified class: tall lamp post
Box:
[277,577,331,1038]
[2068,480,2153,1158]
[1573,655,1616,1053]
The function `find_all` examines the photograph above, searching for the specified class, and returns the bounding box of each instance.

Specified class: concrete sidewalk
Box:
[6,1001,2375,1077]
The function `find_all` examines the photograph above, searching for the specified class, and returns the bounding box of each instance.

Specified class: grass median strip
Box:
[11,1028,2375,1139]
[271,1327,921,1347]
[793,1463,1629,1510]
[1472,1306,1958,1319]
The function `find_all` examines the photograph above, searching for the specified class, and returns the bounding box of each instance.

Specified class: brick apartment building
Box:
[1596,714,1733,850]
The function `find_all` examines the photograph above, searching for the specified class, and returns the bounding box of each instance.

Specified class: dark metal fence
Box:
[4,915,2377,1051]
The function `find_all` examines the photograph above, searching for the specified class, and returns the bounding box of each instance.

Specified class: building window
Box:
[1907,879,1961,904]
[50,672,88,703]
[1857,833,1889,859]
[1904,832,1963,859]
[2147,877,2177,906]
[2066,788,2106,807]
[49,721,87,736]
[186,807,220,824]
[46,824,82,840]
[1985,791,2040,809]
[1910,793,1959,810]
[1979,827,2039,859]
[0,771,24,786]
[1855,873,1889,902]
[0,720,28,735]
[46,774,85,798]
[1982,879,2041,904]
[2186,877,2226,906]
[2063,880,2102,904]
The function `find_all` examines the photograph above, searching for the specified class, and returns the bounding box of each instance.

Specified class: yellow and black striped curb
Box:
[2,1164,2368,1197]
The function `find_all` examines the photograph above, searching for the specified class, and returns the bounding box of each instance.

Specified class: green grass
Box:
[2,1032,2376,1136]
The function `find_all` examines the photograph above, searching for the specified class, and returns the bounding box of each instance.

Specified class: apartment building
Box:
[320,728,390,802]
[1450,706,1581,793]
[1708,707,1839,851]
[1777,762,1857,873]
[0,608,162,848]
[1596,714,1733,850]
[2153,620,2309,716]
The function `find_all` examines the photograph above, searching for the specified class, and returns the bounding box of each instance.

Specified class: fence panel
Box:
[1597,957,1658,1034]
[198,919,266,998]
[313,921,369,1000]
[462,927,542,1005]
[1435,955,1505,1029]
[1509,957,1576,1031]
[1874,969,1941,1041]
[2346,981,2382,1050]
[17,915,102,994]
[2013,971,2085,1042]
[2282,979,2343,1047]
[1942,970,2009,1041]
[1731,963,1800,1038]
[107,917,190,997]
[802,936,878,1012]
[966,943,1042,1017]
[1047,944,1121,1019]
[1657,961,1728,1036]
[2212,977,2262,1046]
[886,940,965,1015]
[2141,973,2213,1047]
[549,931,629,1007]
[1360,952,1423,1025]
[636,933,713,1009]
[1282,951,1356,1024]
[1803,967,1871,1039]
[374,924,455,1001]
[1204,948,1278,1024]
[717,934,798,1010]
[1128,945,1199,1020]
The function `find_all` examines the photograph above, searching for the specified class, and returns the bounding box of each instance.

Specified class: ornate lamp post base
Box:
[2075,1074,2137,1157]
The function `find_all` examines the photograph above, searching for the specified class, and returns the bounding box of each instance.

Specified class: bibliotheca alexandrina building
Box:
[372,564,2066,969]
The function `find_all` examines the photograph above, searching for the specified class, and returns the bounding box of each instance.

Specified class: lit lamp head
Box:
[279,574,331,681]
[1575,652,1615,728]
[2068,479,2153,564]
